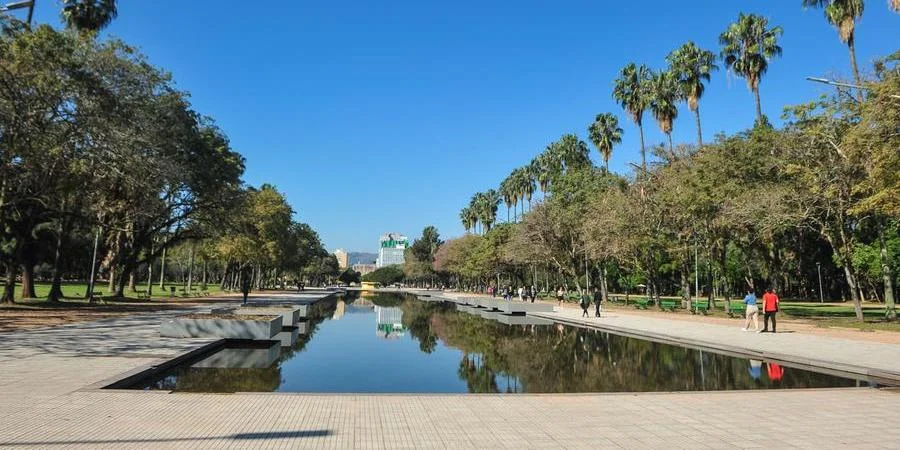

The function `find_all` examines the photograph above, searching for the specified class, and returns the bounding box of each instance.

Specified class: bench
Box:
[691,299,710,315]
[660,299,678,311]
[633,297,651,309]
[728,303,745,318]
[137,290,151,300]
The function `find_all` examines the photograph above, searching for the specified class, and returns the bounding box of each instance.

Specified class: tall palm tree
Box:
[588,113,623,171]
[531,155,553,194]
[552,134,591,171]
[802,1,864,90]
[666,42,718,147]
[648,70,681,151]
[720,13,783,126]
[459,207,476,233]
[61,0,118,32]
[613,63,652,171]
[499,177,515,223]
[892,1,900,12]
[478,189,500,232]
[521,167,536,212]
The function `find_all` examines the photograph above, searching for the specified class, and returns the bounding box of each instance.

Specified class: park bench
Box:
[728,302,745,318]
[691,299,710,315]
[633,297,651,309]
[660,299,678,311]
[137,290,150,300]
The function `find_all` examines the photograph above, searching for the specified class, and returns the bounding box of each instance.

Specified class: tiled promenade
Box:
[1,290,899,449]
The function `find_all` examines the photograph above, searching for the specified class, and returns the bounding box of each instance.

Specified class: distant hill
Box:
[349,252,378,265]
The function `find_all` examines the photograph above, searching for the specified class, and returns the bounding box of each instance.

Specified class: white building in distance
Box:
[375,233,407,268]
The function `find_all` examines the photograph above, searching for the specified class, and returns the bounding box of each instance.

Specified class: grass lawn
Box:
[6,281,224,302]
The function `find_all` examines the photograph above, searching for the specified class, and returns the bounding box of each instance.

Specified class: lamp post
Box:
[806,76,900,99]
[1,1,35,26]
[816,262,824,304]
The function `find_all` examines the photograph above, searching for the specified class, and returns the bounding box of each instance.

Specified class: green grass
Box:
[7,281,222,302]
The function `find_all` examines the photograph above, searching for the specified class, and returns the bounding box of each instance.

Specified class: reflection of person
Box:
[518,286,525,301]
[767,362,784,382]
[748,359,763,380]
[593,287,602,318]
[580,290,591,317]
[741,289,760,332]
[761,288,780,333]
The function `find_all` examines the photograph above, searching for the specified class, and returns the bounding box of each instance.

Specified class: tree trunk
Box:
[842,263,863,320]
[128,272,136,292]
[847,34,862,101]
[681,259,691,310]
[108,266,115,293]
[47,210,72,302]
[878,223,896,320]
[753,86,763,125]
[158,247,166,289]
[201,259,208,290]
[694,105,703,148]
[2,263,16,304]
[20,263,36,299]
[600,264,609,304]
[637,120,647,172]
[666,132,673,152]
[186,245,194,292]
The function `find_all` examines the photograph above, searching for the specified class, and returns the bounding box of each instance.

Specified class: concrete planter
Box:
[160,314,282,340]
[274,327,300,347]
[246,301,309,318]
[496,302,554,314]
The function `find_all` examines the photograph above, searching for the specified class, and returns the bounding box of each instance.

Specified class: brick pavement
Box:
[1,290,899,449]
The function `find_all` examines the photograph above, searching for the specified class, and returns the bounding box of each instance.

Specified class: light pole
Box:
[816,262,824,304]
[86,225,101,302]
[1,1,35,26]
[806,76,900,99]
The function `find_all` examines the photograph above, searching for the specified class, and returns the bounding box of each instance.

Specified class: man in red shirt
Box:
[761,288,779,333]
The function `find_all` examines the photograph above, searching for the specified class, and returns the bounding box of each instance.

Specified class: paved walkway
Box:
[1,290,899,449]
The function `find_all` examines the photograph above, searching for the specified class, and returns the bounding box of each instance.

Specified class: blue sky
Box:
[27,1,900,252]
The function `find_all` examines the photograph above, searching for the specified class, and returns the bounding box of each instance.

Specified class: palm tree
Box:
[802,1,864,90]
[499,176,515,223]
[666,42,718,147]
[588,113,623,171]
[531,155,553,194]
[61,0,118,33]
[552,134,591,171]
[613,63,652,171]
[459,207,476,233]
[720,13,783,126]
[478,190,500,232]
[521,167,536,212]
[648,70,681,151]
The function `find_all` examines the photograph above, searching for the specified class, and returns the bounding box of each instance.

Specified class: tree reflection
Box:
[397,296,859,393]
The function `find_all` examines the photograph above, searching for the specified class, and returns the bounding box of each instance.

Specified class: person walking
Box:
[741,288,760,332]
[761,288,780,333]
[518,286,526,301]
[580,290,591,318]
[593,287,603,317]
[530,285,537,303]
[556,286,565,307]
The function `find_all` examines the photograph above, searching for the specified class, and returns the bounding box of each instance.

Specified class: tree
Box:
[588,113,623,171]
[648,70,681,151]
[667,42,718,147]
[720,12,783,126]
[362,265,405,286]
[802,0,865,91]
[613,63,652,170]
[61,0,118,33]
[338,268,361,286]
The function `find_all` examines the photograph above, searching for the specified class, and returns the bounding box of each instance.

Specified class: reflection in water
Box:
[131,292,869,393]
[375,306,406,339]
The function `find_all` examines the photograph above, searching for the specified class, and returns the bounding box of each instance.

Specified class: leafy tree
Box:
[338,268,361,286]
[362,265,405,286]
[667,42,718,147]
[720,12,783,126]
[588,113,623,172]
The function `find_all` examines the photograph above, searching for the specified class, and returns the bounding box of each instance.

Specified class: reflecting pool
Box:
[129,292,873,393]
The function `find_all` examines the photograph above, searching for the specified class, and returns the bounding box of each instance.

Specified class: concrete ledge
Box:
[191,343,280,368]
[160,315,283,340]
[496,302,554,314]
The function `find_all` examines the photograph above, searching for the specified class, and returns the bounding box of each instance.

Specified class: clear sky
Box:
[26,1,900,253]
